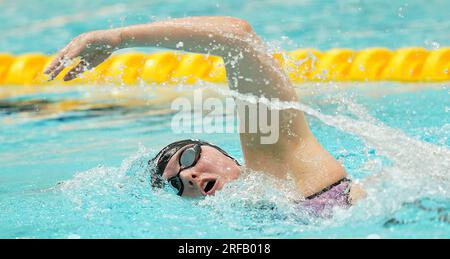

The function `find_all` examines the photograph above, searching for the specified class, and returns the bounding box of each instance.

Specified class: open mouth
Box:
[203,180,216,193]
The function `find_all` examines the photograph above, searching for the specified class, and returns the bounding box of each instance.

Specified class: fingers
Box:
[44,46,66,74]
[48,60,69,81]
[47,52,83,81]
[45,41,82,80]
[62,60,90,81]
[43,56,61,75]
[62,58,104,81]
[44,42,72,76]
[44,32,114,81]
[44,55,66,80]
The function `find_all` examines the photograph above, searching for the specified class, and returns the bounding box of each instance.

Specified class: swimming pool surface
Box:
[1,0,449,238]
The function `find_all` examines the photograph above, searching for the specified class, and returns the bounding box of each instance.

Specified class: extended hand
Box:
[44,29,122,81]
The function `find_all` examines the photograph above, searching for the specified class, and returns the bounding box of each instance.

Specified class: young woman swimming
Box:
[45,16,364,215]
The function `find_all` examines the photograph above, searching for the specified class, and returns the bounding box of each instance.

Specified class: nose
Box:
[179,169,202,194]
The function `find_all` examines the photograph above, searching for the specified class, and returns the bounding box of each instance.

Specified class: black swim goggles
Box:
[167,144,202,196]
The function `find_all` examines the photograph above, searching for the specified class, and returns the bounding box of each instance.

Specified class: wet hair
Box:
[149,139,240,189]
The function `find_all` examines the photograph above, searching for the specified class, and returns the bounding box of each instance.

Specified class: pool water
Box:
[2,0,450,53]
[0,83,449,238]
[1,0,450,238]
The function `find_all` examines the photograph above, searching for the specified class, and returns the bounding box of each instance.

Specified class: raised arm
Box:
[45,16,346,196]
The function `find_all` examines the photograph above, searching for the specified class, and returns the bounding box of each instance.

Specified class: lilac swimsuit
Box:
[299,178,352,217]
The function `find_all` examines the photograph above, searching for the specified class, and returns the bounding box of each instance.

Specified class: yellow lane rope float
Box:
[0,47,449,86]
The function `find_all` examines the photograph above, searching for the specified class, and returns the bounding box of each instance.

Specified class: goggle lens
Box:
[168,144,201,195]
[179,146,198,168]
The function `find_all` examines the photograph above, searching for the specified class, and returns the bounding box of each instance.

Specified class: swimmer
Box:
[45,16,365,214]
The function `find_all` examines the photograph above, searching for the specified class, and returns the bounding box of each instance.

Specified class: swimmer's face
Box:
[162,145,241,197]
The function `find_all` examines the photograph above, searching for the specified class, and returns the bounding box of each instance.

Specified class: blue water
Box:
[0,84,449,238]
[1,0,449,53]
[1,0,450,238]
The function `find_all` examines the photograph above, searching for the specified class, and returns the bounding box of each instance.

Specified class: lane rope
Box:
[0,47,449,85]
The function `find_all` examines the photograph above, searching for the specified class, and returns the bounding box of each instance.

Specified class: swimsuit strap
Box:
[305,178,351,200]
